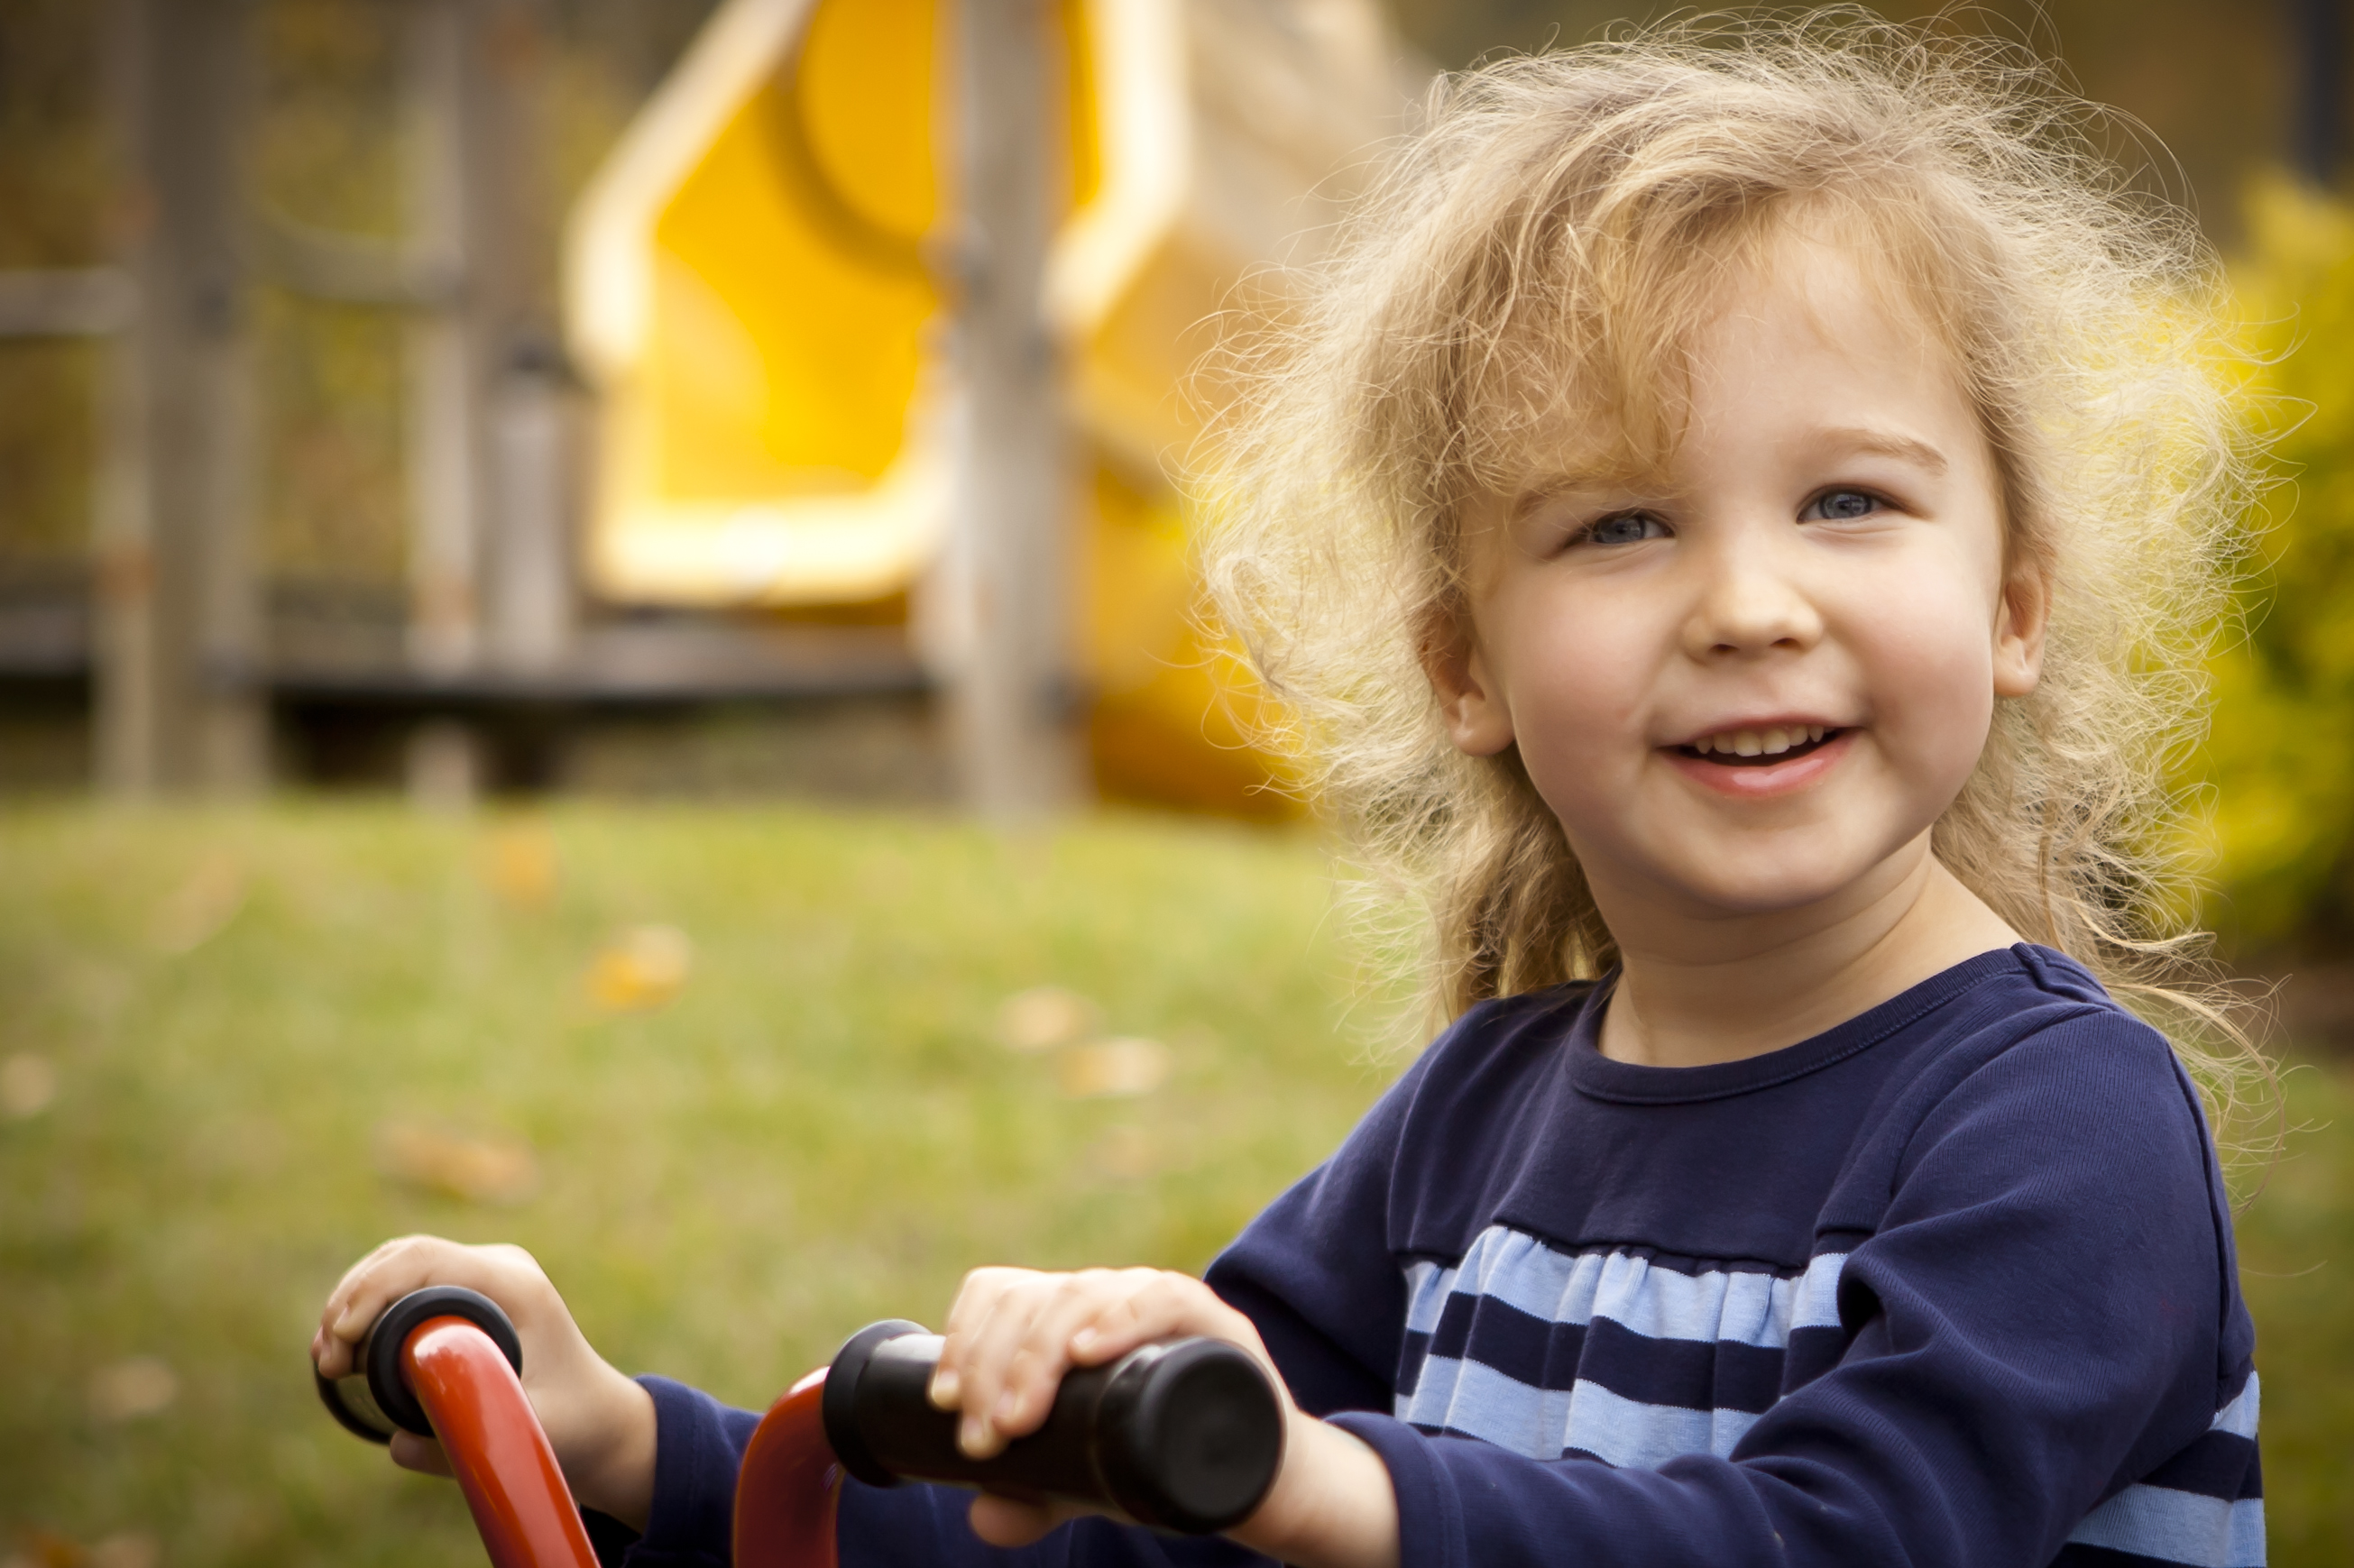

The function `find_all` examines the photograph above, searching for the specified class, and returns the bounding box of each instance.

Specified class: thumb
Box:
[968,1493,1092,1547]
[390,1432,455,1479]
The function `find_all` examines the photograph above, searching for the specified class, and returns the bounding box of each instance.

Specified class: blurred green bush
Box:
[2199,179,2354,949]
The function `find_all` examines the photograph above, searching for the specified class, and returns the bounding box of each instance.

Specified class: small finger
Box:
[940,1266,1018,1343]
[1068,1271,1199,1363]
[325,1235,416,1324]
[1066,1270,1166,1362]
[999,1273,1134,1429]
[320,1236,478,1378]
[327,1238,434,1342]
[957,1288,1053,1458]
[310,1327,345,1378]
[934,1268,1016,1416]
[968,1493,1079,1548]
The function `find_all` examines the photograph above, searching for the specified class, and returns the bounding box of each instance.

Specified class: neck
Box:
[1592,838,2021,1069]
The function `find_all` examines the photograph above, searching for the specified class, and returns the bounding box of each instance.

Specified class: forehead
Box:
[1706,233,1950,371]
[1681,237,1973,450]
[1468,218,1972,498]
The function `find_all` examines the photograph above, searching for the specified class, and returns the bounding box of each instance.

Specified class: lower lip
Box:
[1662,729,1855,798]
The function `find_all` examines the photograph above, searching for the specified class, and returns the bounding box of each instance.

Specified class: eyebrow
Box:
[1504,483,1638,529]
[1503,425,1954,522]
[1809,426,1950,474]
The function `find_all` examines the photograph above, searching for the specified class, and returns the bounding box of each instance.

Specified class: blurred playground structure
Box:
[0,0,1419,814]
[5,0,2354,845]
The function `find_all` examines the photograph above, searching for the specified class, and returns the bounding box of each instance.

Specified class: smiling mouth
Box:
[1675,725,1845,766]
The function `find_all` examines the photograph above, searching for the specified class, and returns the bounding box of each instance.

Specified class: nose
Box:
[1678,530,1824,660]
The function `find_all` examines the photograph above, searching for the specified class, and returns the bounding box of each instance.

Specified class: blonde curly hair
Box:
[1202,12,2267,1109]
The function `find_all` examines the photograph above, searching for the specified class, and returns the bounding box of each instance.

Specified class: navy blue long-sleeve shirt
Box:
[606,944,2261,1568]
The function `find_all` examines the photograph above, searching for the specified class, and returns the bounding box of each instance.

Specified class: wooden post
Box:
[475,0,576,680]
[947,0,1084,820]
[397,0,565,800]
[98,0,263,796]
[486,346,577,676]
[402,0,481,683]
[2294,0,2347,188]
[92,0,153,794]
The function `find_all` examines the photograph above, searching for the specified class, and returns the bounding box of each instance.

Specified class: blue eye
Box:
[1804,489,1880,521]
[1583,512,1668,546]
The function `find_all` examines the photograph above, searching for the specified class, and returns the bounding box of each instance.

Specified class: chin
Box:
[1672,855,1873,917]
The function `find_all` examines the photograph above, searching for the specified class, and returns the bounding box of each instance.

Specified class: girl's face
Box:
[1432,235,2047,934]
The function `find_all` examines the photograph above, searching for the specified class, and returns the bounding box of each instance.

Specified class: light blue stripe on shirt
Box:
[2057,1376,2264,1566]
[2210,1373,2259,1440]
[1402,1225,1847,1350]
[1400,1353,1762,1466]
[1400,1228,2264,1568]
[2065,1487,2266,1568]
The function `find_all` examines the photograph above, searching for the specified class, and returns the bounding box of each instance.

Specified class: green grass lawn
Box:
[1,802,2348,1565]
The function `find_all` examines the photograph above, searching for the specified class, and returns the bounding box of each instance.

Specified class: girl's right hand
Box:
[927,1266,1400,1568]
[312,1234,657,1531]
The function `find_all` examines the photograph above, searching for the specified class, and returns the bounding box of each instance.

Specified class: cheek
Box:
[1852,587,2000,781]
[1494,591,1660,793]
[1511,582,1654,708]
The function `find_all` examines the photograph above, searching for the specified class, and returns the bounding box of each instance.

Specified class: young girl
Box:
[315,17,2268,1568]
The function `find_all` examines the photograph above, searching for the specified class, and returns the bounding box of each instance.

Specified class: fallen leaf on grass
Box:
[996,986,1100,1053]
[150,853,245,955]
[586,925,692,1013]
[87,1357,177,1422]
[90,1537,157,1568]
[375,1119,539,1206]
[1088,1123,1158,1178]
[0,1053,57,1119]
[8,1532,159,1568]
[9,1530,87,1568]
[1058,1037,1170,1099]
[483,822,557,908]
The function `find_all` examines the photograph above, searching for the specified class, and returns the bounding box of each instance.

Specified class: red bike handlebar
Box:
[323,1286,841,1568]
[323,1296,1263,1568]
[401,1315,602,1568]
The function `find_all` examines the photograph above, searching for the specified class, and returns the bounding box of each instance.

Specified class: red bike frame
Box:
[734,1368,842,1568]
[400,1315,603,1568]
[381,1317,839,1568]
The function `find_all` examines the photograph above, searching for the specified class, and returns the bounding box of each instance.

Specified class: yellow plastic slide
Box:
[566,0,1415,812]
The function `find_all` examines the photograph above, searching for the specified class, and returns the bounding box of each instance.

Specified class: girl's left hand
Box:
[927,1266,1399,1568]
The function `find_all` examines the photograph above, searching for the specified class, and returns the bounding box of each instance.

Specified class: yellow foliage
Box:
[2199,175,2354,945]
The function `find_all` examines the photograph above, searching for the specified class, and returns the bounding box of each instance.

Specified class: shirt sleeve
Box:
[602,1376,762,1567]
[1324,1012,2236,1568]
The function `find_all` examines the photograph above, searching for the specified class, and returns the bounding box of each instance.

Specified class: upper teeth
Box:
[1693,725,1827,756]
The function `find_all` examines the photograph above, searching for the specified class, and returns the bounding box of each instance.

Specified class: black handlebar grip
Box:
[315,1285,524,1444]
[820,1320,1285,1535]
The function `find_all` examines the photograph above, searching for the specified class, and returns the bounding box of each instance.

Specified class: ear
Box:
[1991,560,2048,699]
[1422,609,1516,756]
